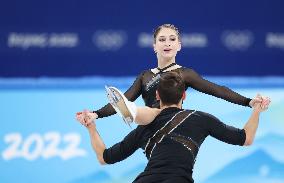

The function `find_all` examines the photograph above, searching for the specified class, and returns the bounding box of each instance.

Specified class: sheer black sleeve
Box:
[94,71,145,118]
[201,112,246,146]
[182,68,251,107]
[103,129,141,164]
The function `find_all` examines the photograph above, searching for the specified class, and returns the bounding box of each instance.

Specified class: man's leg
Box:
[162,176,191,183]
[133,174,191,183]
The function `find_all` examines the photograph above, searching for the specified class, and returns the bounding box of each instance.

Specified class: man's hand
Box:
[251,94,271,113]
[249,94,271,110]
[76,110,98,127]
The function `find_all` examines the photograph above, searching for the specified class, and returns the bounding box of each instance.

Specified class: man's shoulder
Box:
[185,110,218,120]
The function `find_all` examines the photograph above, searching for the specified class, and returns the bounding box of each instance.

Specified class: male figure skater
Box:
[78,72,270,183]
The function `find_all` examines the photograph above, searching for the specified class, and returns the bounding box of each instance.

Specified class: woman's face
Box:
[153,27,181,59]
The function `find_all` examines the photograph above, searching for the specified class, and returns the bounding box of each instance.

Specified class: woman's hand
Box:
[76,110,98,127]
[249,94,271,110]
[250,94,271,112]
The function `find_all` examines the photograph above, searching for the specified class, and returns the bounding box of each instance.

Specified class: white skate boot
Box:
[105,86,137,126]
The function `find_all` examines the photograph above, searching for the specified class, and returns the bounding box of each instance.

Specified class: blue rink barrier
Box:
[0,77,284,183]
[0,76,284,89]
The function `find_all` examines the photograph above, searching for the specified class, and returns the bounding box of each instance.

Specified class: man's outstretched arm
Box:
[77,110,140,165]
[206,94,270,146]
[87,122,107,165]
[243,95,270,145]
[76,110,106,164]
[243,105,261,146]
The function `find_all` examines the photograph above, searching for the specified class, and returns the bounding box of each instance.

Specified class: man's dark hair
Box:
[157,72,185,105]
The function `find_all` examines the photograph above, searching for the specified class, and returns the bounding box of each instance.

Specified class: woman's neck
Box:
[157,57,176,69]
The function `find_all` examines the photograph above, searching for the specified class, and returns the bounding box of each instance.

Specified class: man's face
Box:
[153,28,181,59]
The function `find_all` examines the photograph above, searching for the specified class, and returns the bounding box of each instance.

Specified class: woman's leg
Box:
[135,106,162,125]
[106,86,161,125]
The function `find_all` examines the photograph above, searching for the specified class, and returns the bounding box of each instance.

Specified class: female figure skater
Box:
[77,24,267,125]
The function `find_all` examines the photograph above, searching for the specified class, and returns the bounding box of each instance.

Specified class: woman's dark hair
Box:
[153,24,181,43]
